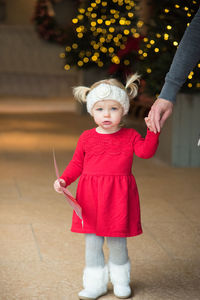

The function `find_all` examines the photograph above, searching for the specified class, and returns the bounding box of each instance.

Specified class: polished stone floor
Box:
[0,110,200,300]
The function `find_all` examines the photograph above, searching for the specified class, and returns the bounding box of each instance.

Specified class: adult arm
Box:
[150,7,200,132]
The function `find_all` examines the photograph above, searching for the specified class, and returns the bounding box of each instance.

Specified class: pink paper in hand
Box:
[53,151,83,221]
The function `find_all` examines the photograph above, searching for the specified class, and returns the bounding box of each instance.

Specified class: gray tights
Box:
[85,234,128,267]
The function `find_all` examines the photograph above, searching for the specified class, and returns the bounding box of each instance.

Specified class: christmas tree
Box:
[136,0,200,96]
[62,0,142,74]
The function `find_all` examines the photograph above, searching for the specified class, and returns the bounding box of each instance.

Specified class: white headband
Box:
[86,83,129,116]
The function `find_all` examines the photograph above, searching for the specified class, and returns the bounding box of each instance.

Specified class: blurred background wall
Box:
[0,0,80,98]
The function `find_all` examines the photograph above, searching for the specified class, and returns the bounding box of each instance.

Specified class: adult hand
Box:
[148,98,173,133]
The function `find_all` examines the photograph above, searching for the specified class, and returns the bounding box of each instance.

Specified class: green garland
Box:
[33,0,77,45]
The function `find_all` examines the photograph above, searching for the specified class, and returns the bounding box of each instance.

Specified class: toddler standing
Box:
[54,74,159,299]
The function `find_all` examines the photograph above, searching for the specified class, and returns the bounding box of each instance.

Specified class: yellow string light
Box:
[112,55,120,64]
[124,29,130,35]
[77,15,84,21]
[79,51,85,58]
[93,43,99,49]
[188,71,194,79]
[64,64,70,70]
[166,25,172,30]
[78,61,84,66]
[188,83,192,88]
[124,59,130,65]
[146,68,152,73]
[164,33,169,40]
[102,1,107,6]
[97,19,103,24]
[91,55,98,61]
[100,37,105,43]
[154,48,159,52]
[137,21,144,28]
[79,8,85,14]
[120,44,126,50]
[133,33,140,38]
[110,9,116,14]
[72,43,78,49]
[119,19,126,25]
[156,33,161,38]
[105,20,111,26]
[87,7,93,12]
[83,57,89,63]
[98,61,104,67]
[100,46,107,53]
[128,12,134,18]
[72,18,78,24]
[65,46,71,52]
[91,21,96,27]
[59,53,65,58]
[173,41,178,46]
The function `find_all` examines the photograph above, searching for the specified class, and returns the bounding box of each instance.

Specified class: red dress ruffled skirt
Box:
[60,128,159,237]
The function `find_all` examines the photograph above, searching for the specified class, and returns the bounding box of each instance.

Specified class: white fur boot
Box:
[78,265,109,300]
[109,260,132,299]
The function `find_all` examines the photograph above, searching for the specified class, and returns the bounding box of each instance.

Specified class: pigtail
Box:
[125,73,140,99]
[73,86,91,103]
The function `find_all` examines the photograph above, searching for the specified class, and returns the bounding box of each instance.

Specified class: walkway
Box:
[0,109,200,300]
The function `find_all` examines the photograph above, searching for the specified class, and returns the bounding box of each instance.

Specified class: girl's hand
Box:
[144,117,154,132]
[54,179,66,193]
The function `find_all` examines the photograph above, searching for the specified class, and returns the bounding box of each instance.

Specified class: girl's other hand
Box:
[54,179,66,193]
[144,117,154,132]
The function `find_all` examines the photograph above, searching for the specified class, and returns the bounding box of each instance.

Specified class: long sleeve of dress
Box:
[60,134,85,186]
[159,7,200,103]
[133,129,159,159]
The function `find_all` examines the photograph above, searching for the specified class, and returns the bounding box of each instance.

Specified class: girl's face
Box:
[92,100,123,133]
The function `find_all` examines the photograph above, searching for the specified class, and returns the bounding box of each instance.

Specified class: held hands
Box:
[54,179,66,193]
[148,98,173,133]
[144,116,154,132]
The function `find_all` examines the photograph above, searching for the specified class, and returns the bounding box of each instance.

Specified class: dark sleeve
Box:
[159,7,200,103]
[60,134,85,186]
[133,129,159,159]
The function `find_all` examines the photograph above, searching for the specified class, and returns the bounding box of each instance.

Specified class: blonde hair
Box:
[73,73,140,103]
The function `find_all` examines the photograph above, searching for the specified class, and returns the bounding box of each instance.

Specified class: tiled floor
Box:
[0,110,200,300]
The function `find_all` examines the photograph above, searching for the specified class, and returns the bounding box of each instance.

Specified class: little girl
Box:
[54,74,159,300]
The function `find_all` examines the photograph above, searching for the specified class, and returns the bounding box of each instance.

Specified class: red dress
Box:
[60,128,159,237]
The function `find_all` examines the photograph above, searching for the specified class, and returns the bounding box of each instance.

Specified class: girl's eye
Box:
[111,107,118,111]
[96,108,103,111]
